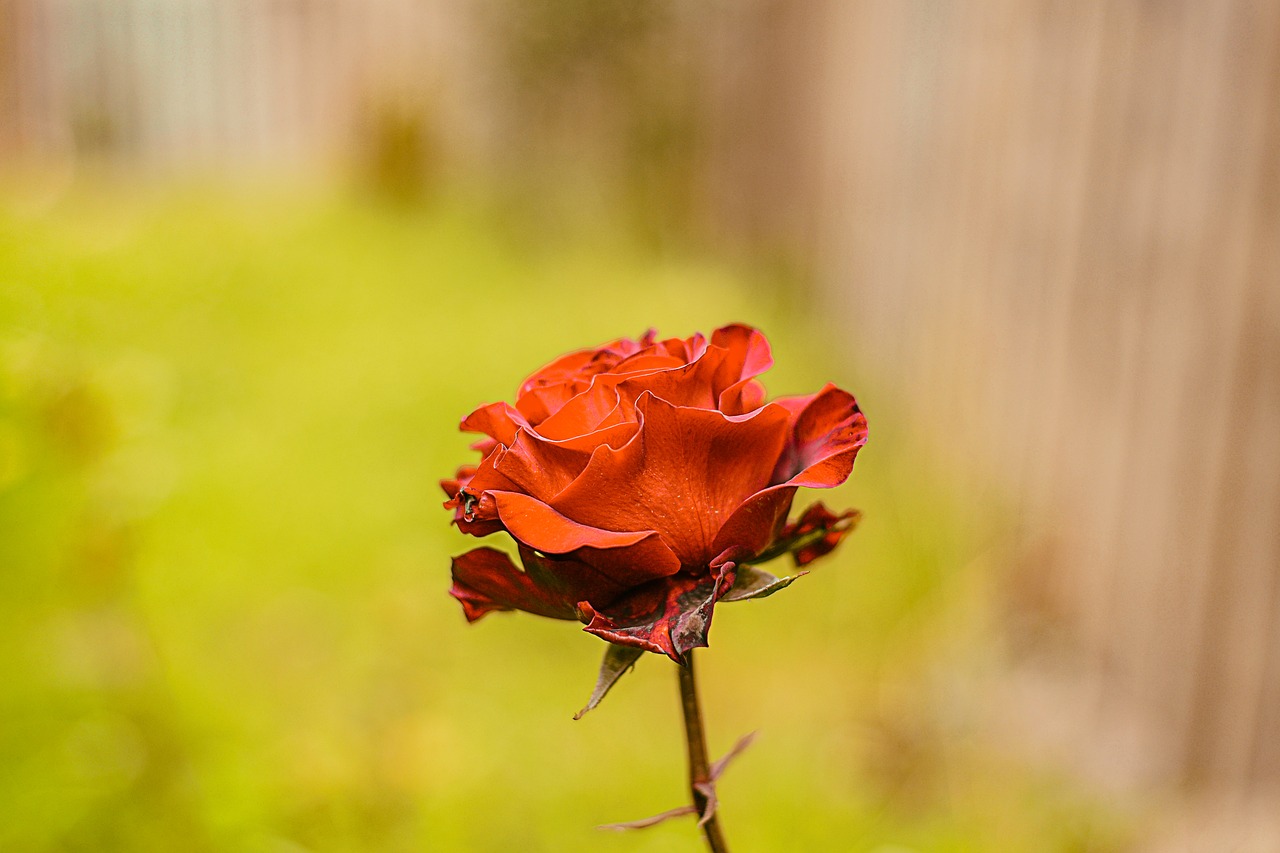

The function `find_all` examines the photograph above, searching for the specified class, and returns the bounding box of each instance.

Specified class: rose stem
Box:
[678,651,730,853]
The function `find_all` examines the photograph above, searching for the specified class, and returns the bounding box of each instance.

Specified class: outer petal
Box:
[771,384,868,487]
[550,393,792,567]
[490,490,683,582]
[709,323,773,384]
[711,384,867,560]
[708,485,797,565]
[578,566,736,662]
[440,465,476,501]
[449,547,579,622]
[460,402,530,446]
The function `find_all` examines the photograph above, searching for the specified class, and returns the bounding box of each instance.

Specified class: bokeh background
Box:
[2,1,1278,851]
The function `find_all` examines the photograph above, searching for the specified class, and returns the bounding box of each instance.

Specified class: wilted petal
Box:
[579,567,735,662]
[516,544,633,610]
[449,547,578,622]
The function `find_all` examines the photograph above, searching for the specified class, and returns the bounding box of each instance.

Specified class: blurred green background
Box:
[14,0,1275,849]
[0,183,1128,852]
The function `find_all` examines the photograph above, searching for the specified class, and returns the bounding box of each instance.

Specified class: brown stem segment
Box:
[678,652,730,853]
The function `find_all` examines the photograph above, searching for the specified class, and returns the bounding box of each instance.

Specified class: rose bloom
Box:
[443,324,867,662]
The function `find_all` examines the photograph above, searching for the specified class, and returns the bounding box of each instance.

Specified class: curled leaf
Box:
[598,805,697,832]
[710,731,757,779]
[596,731,757,832]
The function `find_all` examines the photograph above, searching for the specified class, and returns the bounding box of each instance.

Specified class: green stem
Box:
[678,651,729,853]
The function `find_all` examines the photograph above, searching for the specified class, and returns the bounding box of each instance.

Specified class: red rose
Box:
[443,324,867,662]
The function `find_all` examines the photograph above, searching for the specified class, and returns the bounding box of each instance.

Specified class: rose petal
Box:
[491,490,683,582]
[516,331,658,422]
[460,402,529,446]
[455,446,516,495]
[710,323,773,383]
[710,385,867,560]
[771,384,868,487]
[614,350,725,409]
[449,547,579,622]
[613,351,686,375]
[708,486,797,563]
[451,447,522,535]
[550,393,792,567]
[489,422,640,502]
[517,544,633,609]
[718,377,768,415]
[534,380,626,440]
[613,326,767,411]
[443,464,508,537]
[491,430,595,499]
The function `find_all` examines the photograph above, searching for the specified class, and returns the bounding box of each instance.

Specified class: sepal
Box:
[720,565,807,602]
[574,643,644,720]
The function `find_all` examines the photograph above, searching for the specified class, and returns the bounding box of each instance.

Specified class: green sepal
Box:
[720,565,806,602]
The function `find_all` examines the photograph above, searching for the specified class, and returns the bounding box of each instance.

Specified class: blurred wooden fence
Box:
[702,0,1280,797]
[3,0,1278,806]
[0,0,484,171]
